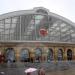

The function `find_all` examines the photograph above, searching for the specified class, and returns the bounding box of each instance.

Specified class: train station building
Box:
[0,7,75,63]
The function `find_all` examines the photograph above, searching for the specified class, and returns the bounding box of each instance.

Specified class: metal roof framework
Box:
[0,7,75,43]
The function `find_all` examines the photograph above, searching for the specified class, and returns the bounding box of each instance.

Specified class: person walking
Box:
[38,67,45,75]
[26,72,31,75]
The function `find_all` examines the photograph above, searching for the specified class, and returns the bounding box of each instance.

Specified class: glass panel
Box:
[12,17,18,23]
[61,27,68,32]
[0,24,4,28]
[30,20,35,25]
[35,15,44,19]
[11,24,16,28]
[53,23,58,27]
[72,38,75,42]
[51,26,55,29]
[5,18,11,23]
[21,15,35,40]
[70,30,74,33]
[5,24,10,29]
[0,20,4,24]
[27,25,34,30]
[10,34,14,40]
[71,33,75,37]
[56,27,60,31]
[1,31,4,34]
[5,30,9,34]
[47,48,53,62]
[0,29,4,32]
[0,35,4,40]
[6,48,15,62]
[35,20,40,25]
[10,29,15,33]
[20,49,29,62]
[50,36,55,41]
[58,49,63,61]
[56,31,60,36]
[61,23,66,28]
[50,31,55,35]
[35,48,42,62]
[4,34,9,40]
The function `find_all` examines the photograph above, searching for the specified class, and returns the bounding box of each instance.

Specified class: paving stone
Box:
[0,61,75,75]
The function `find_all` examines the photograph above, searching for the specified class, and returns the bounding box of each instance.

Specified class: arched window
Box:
[67,49,72,61]
[35,48,42,62]
[6,48,15,62]
[57,49,63,61]
[47,48,53,62]
[20,48,29,62]
[36,9,48,14]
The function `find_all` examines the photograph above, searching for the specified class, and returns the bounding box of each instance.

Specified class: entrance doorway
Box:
[67,49,72,61]
[6,48,15,63]
[47,48,53,62]
[57,49,63,61]
[35,48,42,62]
[20,48,29,62]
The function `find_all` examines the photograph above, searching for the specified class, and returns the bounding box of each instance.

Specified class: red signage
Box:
[39,28,48,36]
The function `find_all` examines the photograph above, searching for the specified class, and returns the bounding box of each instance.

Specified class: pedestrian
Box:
[38,67,45,75]
[26,72,31,75]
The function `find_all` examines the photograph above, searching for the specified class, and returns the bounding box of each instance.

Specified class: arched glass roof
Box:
[0,7,75,43]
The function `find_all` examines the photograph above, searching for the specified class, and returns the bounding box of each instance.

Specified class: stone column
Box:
[64,48,67,61]
[54,47,57,63]
[15,47,21,62]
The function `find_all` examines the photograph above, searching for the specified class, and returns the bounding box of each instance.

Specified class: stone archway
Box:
[47,48,53,62]
[67,49,72,61]
[57,49,63,61]
[6,48,15,63]
[35,48,42,62]
[20,48,29,62]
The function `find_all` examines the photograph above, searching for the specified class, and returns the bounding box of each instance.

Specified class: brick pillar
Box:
[15,49,20,62]
[54,47,57,63]
[64,48,67,61]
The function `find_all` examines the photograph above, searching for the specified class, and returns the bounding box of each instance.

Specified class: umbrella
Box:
[25,68,37,73]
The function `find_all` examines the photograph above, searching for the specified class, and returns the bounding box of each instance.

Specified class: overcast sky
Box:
[0,0,75,23]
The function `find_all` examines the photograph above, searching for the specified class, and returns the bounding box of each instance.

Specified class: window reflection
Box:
[5,19,11,24]
[57,49,63,61]
[12,17,18,23]
[67,49,72,61]
[6,48,15,63]
[35,48,42,62]
[20,49,29,62]
[47,48,53,62]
